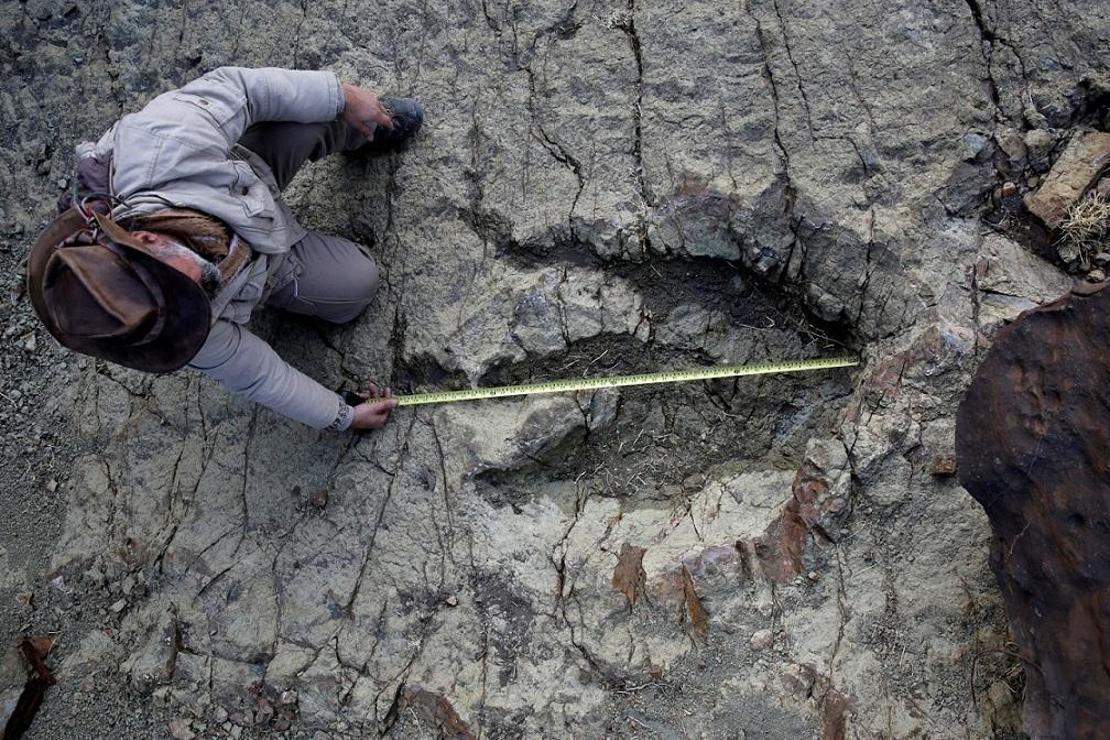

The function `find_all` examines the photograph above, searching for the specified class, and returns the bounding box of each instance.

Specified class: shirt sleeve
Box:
[189,320,354,431]
[112,67,344,193]
[175,66,346,143]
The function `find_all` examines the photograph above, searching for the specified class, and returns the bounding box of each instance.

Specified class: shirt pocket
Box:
[171,91,237,128]
[231,161,274,218]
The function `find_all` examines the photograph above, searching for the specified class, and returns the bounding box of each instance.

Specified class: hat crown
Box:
[44,244,160,341]
[26,207,213,374]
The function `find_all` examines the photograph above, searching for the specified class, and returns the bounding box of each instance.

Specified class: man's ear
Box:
[129,230,159,245]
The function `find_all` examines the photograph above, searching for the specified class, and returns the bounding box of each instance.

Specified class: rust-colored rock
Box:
[754,502,808,582]
[956,283,1110,739]
[0,638,55,739]
[397,686,474,739]
[670,566,710,640]
[756,439,851,581]
[1023,129,1110,226]
[929,454,957,477]
[610,543,647,607]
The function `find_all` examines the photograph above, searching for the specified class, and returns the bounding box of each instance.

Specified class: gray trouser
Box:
[238,120,379,324]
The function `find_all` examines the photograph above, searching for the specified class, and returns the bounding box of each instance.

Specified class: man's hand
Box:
[341,82,394,141]
[349,383,398,430]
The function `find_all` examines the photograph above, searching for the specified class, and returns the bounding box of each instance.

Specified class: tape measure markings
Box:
[394,355,858,407]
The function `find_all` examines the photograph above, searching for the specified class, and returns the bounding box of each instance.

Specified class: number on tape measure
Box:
[393,355,858,407]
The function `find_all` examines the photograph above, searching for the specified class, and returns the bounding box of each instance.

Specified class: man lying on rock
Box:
[27,67,420,432]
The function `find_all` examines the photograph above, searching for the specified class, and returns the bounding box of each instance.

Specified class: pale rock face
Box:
[409,266,648,381]
[1,0,1102,737]
[0,645,26,726]
[0,548,12,592]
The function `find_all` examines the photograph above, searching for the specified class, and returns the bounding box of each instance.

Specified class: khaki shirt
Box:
[86,67,352,429]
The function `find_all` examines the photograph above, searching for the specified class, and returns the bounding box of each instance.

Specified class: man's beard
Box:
[198,261,223,297]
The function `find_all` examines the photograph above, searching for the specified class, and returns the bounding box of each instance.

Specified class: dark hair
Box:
[199,261,223,297]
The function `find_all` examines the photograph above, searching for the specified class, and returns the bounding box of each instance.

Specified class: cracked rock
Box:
[1024,129,1110,225]
[122,612,178,692]
[7,1,1105,737]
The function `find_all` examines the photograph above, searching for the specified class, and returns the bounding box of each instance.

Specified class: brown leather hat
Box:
[27,207,212,373]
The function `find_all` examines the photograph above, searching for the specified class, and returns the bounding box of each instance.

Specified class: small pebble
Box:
[168,718,195,740]
[750,629,773,650]
[229,710,253,726]
[961,132,989,161]
[254,699,274,725]
[930,454,958,476]
[1088,268,1105,283]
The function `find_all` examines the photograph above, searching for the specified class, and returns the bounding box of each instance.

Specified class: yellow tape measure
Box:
[394,355,859,407]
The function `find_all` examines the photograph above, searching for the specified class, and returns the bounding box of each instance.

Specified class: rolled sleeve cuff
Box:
[327,399,355,432]
[330,72,345,117]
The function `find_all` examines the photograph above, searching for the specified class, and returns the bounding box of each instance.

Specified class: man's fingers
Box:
[366,400,398,428]
[355,120,375,141]
[371,105,394,130]
[359,382,393,399]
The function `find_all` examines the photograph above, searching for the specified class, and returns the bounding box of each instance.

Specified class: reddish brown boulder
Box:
[956,282,1109,739]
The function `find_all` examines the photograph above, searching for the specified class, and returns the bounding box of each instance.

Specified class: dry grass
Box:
[1057,191,1110,268]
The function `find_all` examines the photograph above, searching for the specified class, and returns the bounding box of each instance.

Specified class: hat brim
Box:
[27,207,212,374]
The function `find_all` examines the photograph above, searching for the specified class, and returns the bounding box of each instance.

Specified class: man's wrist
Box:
[336,77,352,117]
[339,82,350,115]
[326,396,355,432]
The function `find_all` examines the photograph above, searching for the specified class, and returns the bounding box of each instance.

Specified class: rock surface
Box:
[0,0,1106,737]
[956,283,1110,739]
[1023,129,1110,226]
